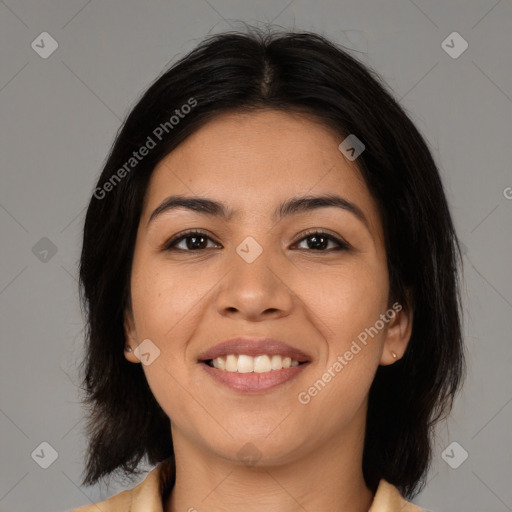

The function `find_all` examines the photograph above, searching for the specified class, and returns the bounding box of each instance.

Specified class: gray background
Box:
[0,1,511,511]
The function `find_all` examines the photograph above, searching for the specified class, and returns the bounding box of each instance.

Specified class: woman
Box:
[72,28,465,512]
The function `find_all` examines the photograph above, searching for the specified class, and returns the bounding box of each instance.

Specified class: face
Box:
[124,110,412,466]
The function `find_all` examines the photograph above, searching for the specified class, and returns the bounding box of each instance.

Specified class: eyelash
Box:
[163,229,350,252]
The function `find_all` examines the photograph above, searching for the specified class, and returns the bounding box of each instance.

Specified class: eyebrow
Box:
[147,193,370,231]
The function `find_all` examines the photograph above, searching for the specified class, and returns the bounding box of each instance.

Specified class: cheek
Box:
[128,255,220,416]
[294,259,388,403]
[293,261,388,420]
[130,257,215,340]
[295,258,389,346]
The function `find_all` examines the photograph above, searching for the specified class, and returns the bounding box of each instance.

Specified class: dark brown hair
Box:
[78,27,465,499]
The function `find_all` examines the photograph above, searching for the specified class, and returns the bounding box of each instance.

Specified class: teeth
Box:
[254,355,271,373]
[270,355,282,370]
[210,354,302,373]
[214,356,226,370]
[225,354,238,372]
[237,354,254,373]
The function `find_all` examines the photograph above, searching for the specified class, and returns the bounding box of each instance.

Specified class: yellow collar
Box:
[72,458,424,511]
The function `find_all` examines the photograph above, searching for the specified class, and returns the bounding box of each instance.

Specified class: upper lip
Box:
[197,337,312,363]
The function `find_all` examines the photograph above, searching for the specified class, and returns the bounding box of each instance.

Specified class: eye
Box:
[163,229,349,252]
[164,230,221,251]
[293,229,349,251]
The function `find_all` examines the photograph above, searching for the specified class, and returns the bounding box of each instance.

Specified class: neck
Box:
[164,408,374,512]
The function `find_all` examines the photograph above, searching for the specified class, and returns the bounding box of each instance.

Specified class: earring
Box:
[392,351,397,359]
[125,345,132,352]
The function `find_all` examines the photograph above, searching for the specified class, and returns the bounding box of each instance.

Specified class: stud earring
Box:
[392,351,397,359]
[125,345,132,352]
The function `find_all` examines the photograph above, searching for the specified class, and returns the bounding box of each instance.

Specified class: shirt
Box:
[70,458,425,512]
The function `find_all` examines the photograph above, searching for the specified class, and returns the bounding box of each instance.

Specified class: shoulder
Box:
[70,488,133,512]
[70,465,426,512]
[369,479,426,512]
[70,460,174,512]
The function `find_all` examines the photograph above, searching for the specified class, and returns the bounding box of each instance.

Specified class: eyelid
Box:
[162,229,222,250]
[291,228,351,250]
[163,227,350,252]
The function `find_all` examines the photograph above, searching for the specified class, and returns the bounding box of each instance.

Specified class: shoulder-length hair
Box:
[78,27,465,499]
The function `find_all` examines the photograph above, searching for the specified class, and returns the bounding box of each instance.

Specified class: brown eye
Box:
[164,231,220,251]
[294,230,349,251]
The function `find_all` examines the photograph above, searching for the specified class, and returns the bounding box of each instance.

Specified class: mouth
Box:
[201,354,308,372]
[197,337,312,393]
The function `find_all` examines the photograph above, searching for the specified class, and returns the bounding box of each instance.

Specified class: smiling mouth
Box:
[202,354,308,373]
[200,354,310,393]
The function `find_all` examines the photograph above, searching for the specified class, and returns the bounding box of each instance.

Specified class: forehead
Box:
[142,110,382,236]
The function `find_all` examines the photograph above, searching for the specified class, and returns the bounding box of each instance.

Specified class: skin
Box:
[124,110,413,512]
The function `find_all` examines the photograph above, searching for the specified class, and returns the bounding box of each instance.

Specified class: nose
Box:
[213,242,294,322]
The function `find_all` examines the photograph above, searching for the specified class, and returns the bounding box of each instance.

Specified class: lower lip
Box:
[200,362,309,393]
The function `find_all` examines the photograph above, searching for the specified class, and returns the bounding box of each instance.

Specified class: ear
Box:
[380,294,413,366]
[123,308,140,364]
